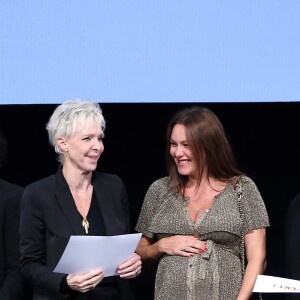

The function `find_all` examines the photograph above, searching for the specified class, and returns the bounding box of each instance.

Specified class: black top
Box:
[85,192,106,236]
[62,191,120,300]
[86,192,119,288]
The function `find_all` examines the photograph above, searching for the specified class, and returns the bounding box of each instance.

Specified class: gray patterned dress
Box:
[135,176,269,300]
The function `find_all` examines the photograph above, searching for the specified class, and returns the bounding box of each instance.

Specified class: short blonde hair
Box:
[46,100,105,163]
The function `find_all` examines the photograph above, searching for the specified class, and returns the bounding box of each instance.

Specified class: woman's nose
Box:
[175,146,184,157]
[93,139,103,150]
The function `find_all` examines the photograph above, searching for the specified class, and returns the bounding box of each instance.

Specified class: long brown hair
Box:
[166,106,242,193]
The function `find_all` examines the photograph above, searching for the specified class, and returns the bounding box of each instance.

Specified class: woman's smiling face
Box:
[169,124,198,179]
[61,120,104,173]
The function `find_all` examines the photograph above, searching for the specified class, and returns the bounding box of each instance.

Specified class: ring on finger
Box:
[183,246,187,251]
[135,269,139,275]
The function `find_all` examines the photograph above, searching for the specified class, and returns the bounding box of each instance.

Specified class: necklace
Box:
[193,208,211,223]
[68,186,91,234]
[194,209,200,223]
[82,217,89,234]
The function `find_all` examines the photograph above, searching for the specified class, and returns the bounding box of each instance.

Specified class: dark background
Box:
[1,102,300,300]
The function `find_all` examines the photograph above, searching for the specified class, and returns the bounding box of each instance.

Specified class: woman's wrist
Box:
[156,238,166,255]
[60,275,71,294]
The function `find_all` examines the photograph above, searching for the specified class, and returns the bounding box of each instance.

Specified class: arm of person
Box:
[236,228,266,300]
[20,185,68,295]
[135,179,207,261]
[136,235,207,261]
[0,187,24,300]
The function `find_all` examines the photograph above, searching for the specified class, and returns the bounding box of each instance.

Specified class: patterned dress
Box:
[135,176,269,300]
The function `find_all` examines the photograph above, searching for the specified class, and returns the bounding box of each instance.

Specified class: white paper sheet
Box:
[53,233,142,277]
[253,275,300,293]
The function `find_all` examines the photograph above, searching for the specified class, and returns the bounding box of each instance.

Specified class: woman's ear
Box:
[57,137,68,153]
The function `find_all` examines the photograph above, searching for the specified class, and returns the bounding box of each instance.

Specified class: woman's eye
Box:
[82,137,91,141]
[170,142,177,147]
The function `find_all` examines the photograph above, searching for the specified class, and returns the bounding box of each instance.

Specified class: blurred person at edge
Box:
[136,106,269,300]
[286,193,300,300]
[0,131,28,300]
[20,100,141,300]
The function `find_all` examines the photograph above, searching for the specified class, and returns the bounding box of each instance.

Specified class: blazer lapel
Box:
[54,170,86,235]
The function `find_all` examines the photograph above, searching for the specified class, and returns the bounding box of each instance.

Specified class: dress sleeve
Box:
[135,179,165,239]
[240,176,270,234]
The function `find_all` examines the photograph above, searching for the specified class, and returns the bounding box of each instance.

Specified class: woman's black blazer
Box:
[20,169,135,300]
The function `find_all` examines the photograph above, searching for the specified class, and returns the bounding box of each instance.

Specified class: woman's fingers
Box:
[180,239,208,254]
[118,253,141,269]
[179,244,207,256]
[67,269,104,292]
[83,270,104,288]
[118,253,142,278]
[162,235,208,256]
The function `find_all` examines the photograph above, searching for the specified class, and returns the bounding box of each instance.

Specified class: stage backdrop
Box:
[1,1,300,104]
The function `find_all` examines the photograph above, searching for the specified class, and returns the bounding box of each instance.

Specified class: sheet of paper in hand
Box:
[254,275,300,293]
[53,233,142,277]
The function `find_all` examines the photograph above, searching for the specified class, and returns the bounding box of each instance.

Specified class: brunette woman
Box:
[136,107,269,300]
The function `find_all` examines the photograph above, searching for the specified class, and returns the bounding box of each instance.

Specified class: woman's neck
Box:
[62,165,92,193]
[186,175,227,195]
